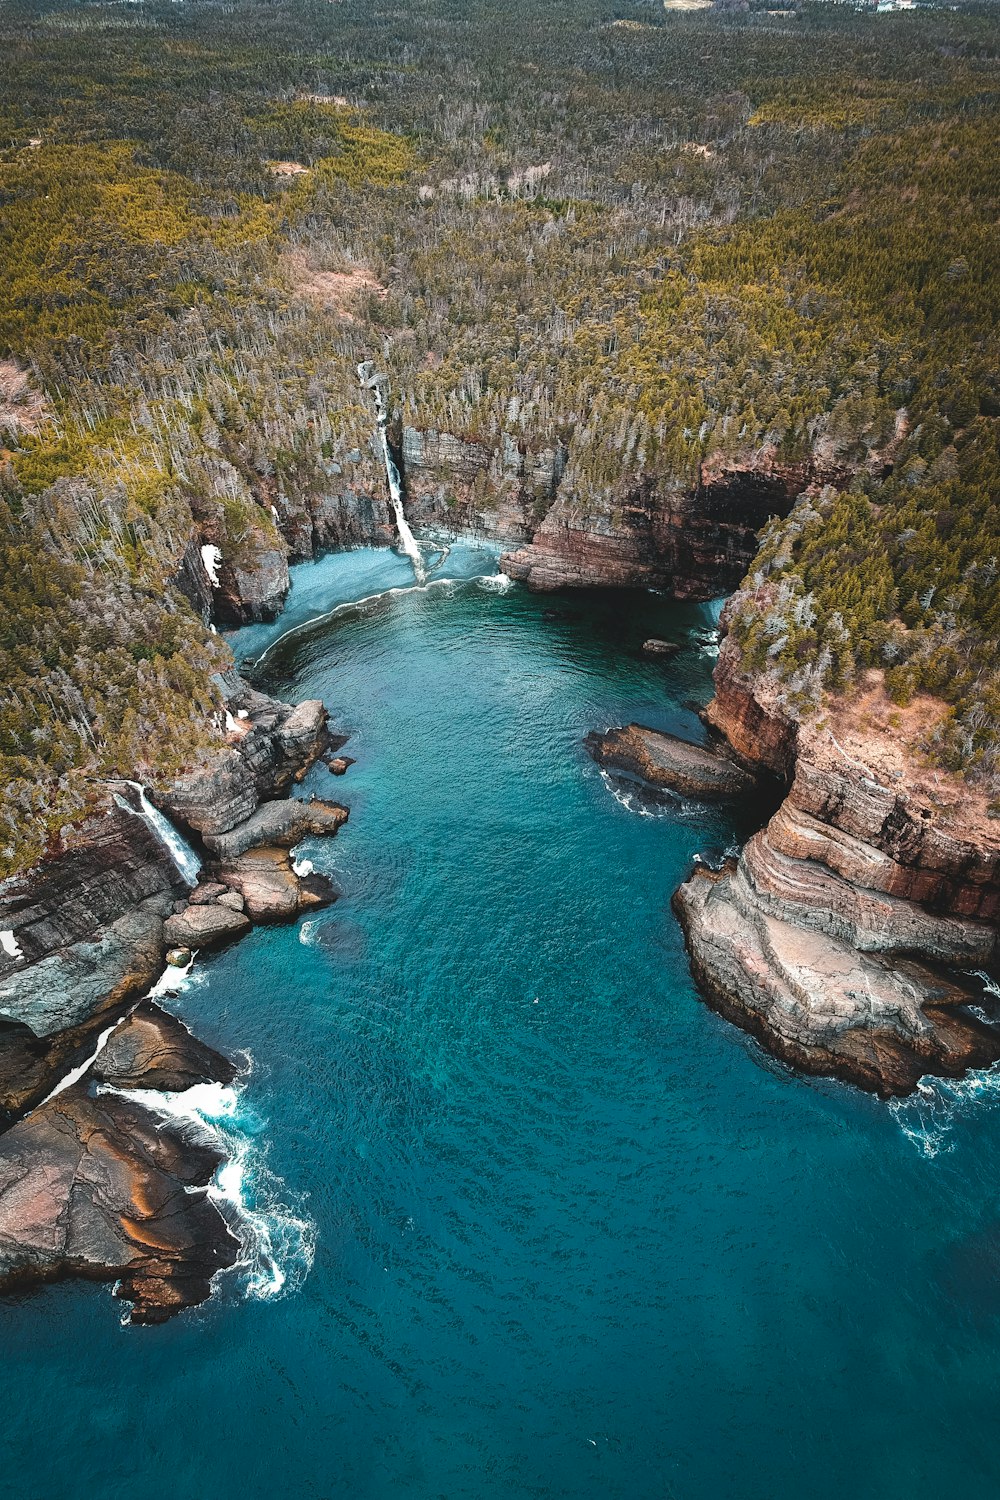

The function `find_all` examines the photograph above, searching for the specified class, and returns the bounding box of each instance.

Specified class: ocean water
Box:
[6,541,1000,1499]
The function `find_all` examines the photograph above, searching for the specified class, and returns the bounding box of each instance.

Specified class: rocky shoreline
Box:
[0,670,349,1321]
[673,636,1000,1097]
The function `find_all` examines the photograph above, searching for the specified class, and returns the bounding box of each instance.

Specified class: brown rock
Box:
[163,904,250,951]
[677,636,1000,1096]
[0,1085,239,1323]
[92,1001,237,1093]
[203,797,348,862]
[188,882,229,905]
[327,757,355,776]
[585,724,757,801]
[218,847,336,923]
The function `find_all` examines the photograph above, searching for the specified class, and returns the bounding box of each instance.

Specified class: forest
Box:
[1,0,998,872]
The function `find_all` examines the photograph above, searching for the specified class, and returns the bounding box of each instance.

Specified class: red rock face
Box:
[676,639,1000,1097]
[500,452,849,597]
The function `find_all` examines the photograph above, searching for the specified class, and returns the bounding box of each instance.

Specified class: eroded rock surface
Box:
[0,670,348,1321]
[676,637,1000,1095]
[0,1081,239,1324]
[586,723,757,801]
[500,451,841,595]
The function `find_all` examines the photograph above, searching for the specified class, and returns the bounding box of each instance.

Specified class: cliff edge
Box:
[674,637,1000,1097]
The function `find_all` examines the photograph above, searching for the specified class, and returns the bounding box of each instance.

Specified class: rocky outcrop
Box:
[500,450,847,595]
[675,640,1000,1096]
[0,669,349,1320]
[202,797,347,862]
[400,425,565,543]
[585,724,757,801]
[217,847,336,922]
[91,1001,237,1092]
[163,903,251,950]
[0,1071,239,1324]
[156,676,330,837]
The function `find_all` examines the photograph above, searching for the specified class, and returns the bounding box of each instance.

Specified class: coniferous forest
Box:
[2,0,999,874]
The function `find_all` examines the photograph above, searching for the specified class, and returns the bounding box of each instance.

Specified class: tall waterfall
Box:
[358,360,426,584]
[115,781,202,887]
[382,431,426,584]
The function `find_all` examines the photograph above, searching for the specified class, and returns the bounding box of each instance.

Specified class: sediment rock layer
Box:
[0,672,349,1320]
[500,452,845,596]
[675,639,1000,1096]
[0,1031,240,1324]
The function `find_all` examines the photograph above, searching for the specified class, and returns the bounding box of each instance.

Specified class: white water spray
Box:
[382,432,426,583]
[104,1078,316,1300]
[114,780,202,887]
[358,360,426,583]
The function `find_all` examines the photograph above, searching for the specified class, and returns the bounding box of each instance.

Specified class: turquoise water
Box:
[6,541,1000,1499]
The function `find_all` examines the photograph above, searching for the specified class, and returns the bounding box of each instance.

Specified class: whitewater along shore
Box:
[0,670,348,1322]
[672,621,1000,1098]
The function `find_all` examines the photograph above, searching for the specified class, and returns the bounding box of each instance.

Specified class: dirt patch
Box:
[281,249,386,317]
[0,359,49,435]
[816,670,995,834]
[269,160,310,177]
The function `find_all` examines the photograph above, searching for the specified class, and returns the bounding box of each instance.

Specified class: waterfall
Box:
[382,430,426,584]
[115,781,202,887]
[358,360,426,584]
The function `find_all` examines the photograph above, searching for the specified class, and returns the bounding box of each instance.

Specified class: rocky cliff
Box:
[674,639,1000,1096]
[501,451,849,595]
[0,672,349,1320]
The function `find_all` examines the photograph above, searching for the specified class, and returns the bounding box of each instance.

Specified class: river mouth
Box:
[8,541,1000,1498]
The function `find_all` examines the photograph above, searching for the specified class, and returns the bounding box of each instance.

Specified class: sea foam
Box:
[102,1074,315,1302]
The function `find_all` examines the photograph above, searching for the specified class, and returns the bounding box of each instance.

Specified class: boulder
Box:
[92,1001,237,1092]
[585,724,756,801]
[0,1084,239,1323]
[218,848,336,923]
[203,798,348,862]
[163,904,250,951]
[188,882,229,905]
[642,638,680,656]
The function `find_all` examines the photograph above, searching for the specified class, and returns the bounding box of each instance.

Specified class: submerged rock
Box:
[585,724,756,801]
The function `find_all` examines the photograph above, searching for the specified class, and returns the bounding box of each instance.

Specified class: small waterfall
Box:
[115,781,202,887]
[359,360,426,584]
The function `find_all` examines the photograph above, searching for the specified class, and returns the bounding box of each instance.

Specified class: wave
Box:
[889,1061,1000,1158]
[253,572,496,668]
[597,768,710,822]
[103,1075,315,1303]
[477,572,513,593]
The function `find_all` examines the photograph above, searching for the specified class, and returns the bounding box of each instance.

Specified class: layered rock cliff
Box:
[501,451,848,595]
[674,639,1000,1096]
[0,672,348,1320]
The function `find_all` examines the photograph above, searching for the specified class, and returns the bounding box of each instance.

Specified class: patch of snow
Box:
[0,930,23,961]
[201,544,222,588]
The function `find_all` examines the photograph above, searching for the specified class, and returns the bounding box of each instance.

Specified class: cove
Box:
[5,543,1000,1500]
